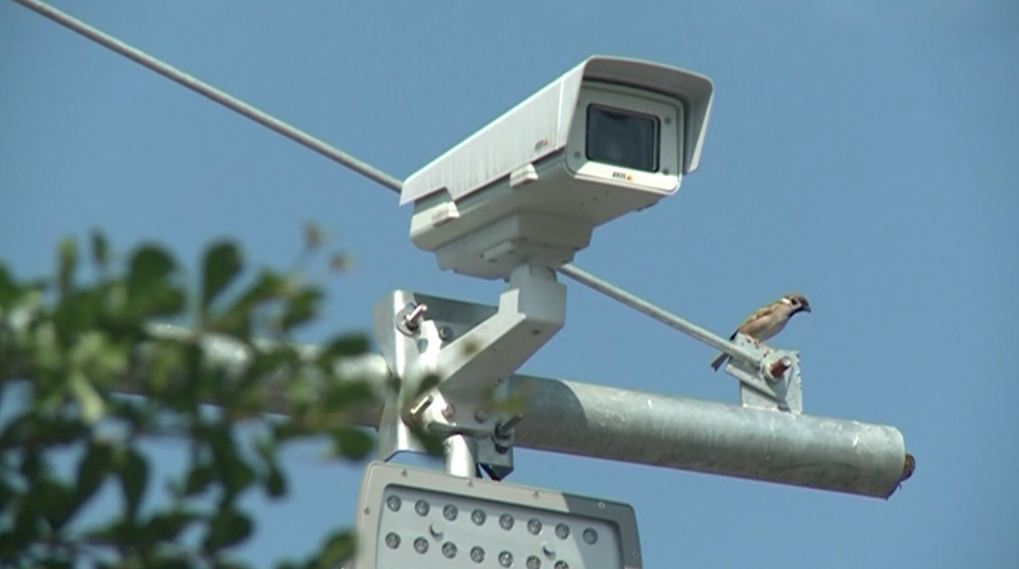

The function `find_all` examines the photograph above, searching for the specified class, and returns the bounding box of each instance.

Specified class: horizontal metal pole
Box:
[11,0,403,193]
[6,320,907,498]
[558,263,760,365]
[508,374,907,498]
[150,328,907,498]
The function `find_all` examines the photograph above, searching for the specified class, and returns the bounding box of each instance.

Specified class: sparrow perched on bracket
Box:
[709,293,812,371]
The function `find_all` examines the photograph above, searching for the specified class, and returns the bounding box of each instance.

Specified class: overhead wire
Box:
[10,0,402,193]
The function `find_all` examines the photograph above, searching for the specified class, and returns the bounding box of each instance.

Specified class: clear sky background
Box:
[2,1,1017,567]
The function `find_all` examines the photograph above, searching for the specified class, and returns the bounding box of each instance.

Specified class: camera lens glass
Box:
[586,104,660,173]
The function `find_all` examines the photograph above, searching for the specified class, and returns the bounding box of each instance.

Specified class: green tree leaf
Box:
[330,427,374,460]
[90,231,110,271]
[117,448,149,518]
[126,245,183,319]
[203,507,253,552]
[256,436,287,498]
[128,245,175,291]
[210,270,284,336]
[314,531,356,568]
[0,233,378,566]
[57,237,78,301]
[71,441,115,514]
[145,508,199,543]
[201,241,243,316]
[0,263,20,306]
[280,288,323,332]
[183,463,215,497]
[69,370,107,424]
[316,335,369,367]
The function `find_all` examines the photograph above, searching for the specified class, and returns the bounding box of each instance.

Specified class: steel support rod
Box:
[558,263,760,365]
[10,0,403,193]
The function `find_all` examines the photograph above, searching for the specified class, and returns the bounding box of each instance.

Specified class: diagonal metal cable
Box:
[557,263,758,363]
[10,0,403,193]
[12,0,755,363]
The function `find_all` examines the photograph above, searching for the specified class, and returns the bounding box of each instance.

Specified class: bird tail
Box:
[709,353,728,371]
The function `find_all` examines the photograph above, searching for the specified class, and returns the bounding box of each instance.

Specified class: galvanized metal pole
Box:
[3,321,907,497]
[507,374,907,498]
[9,0,403,193]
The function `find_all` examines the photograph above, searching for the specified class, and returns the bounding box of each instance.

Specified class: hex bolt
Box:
[402,303,429,332]
[438,325,454,341]
[441,403,456,421]
[474,408,490,423]
[495,413,524,439]
[767,357,792,383]
[409,395,434,419]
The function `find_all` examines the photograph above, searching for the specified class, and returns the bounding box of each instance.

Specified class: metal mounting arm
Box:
[435,263,565,398]
[373,263,566,478]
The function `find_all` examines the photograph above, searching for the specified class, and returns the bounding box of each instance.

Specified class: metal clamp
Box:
[374,264,565,479]
[723,334,803,413]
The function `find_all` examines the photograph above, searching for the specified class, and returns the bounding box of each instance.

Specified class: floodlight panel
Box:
[355,461,642,569]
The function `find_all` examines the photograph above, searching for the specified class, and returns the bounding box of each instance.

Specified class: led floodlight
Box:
[354,461,642,569]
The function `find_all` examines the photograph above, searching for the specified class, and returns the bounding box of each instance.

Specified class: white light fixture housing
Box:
[402,55,713,280]
[354,461,643,569]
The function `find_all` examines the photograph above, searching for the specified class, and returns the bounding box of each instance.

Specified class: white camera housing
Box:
[402,56,713,279]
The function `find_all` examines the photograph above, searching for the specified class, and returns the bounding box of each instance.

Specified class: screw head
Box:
[441,404,455,420]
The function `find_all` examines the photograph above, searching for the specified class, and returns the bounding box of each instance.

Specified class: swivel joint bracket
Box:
[373,263,566,478]
[723,334,803,414]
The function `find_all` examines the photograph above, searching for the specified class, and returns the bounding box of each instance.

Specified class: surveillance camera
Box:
[403,56,713,280]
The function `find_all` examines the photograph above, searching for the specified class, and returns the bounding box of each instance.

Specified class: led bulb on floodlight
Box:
[354,461,642,569]
[402,56,713,280]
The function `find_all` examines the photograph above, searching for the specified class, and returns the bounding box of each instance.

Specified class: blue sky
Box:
[2,1,1017,567]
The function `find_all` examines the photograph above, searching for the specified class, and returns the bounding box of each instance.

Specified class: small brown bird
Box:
[710,293,812,371]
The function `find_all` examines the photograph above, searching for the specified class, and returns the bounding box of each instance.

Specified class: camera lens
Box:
[586,104,659,173]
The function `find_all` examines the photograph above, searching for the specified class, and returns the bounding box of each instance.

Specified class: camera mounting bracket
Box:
[373,263,566,479]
